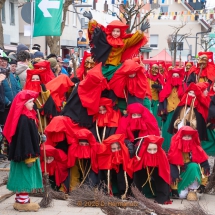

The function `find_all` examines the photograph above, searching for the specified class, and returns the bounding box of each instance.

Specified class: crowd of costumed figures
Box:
[1,11,215,212]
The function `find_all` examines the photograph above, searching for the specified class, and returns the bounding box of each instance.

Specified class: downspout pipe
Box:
[195,27,212,56]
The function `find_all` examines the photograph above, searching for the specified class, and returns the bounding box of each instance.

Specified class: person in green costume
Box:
[3,90,43,212]
[83,11,150,81]
[168,126,210,200]
[158,68,185,152]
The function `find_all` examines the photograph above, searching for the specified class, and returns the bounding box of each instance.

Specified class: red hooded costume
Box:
[208,80,215,97]
[46,74,74,112]
[67,129,99,174]
[177,83,210,122]
[93,97,121,127]
[159,68,185,103]
[168,126,208,166]
[34,61,55,80]
[78,63,109,115]
[3,90,39,144]
[109,59,147,99]
[158,61,168,80]
[40,145,68,186]
[188,52,215,82]
[97,134,133,178]
[45,116,80,146]
[24,68,54,92]
[133,135,170,185]
[116,103,160,142]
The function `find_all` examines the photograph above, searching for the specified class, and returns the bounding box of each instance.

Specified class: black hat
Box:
[32,44,41,51]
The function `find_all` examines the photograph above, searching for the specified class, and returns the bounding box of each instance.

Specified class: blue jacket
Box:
[2,73,21,106]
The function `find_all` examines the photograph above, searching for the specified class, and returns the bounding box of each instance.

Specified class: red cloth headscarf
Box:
[46,74,74,112]
[97,134,133,178]
[78,63,108,115]
[24,68,54,92]
[3,90,39,144]
[71,51,92,81]
[109,59,147,99]
[40,145,68,186]
[178,83,210,121]
[168,126,208,166]
[45,116,80,146]
[67,129,99,173]
[159,68,185,102]
[133,135,170,185]
[147,64,165,86]
[34,61,55,80]
[158,61,168,80]
[93,97,121,127]
[116,103,160,142]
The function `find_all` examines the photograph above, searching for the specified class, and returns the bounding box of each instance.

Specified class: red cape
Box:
[93,97,121,127]
[67,129,99,174]
[168,126,208,166]
[97,134,133,178]
[208,80,215,96]
[133,135,170,185]
[3,90,39,144]
[116,103,160,142]
[46,75,74,112]
[45,116,80,146]
[78,63,108,115]
[40,145,68,186]
[109,59,147,99]
[159,68,185,102]
[178,83,210,122]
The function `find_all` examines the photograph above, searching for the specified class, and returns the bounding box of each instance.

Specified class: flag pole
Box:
[30,0,34,49]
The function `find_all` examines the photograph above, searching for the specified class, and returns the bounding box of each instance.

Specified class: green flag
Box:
[33,0,63,37]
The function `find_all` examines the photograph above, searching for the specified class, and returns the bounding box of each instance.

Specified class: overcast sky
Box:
[205,0,215,9]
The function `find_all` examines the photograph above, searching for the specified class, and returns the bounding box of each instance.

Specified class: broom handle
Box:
[43,115,47,174]
[36,109,47,174]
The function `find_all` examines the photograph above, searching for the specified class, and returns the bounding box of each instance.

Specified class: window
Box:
[150,35,159,48]
[10,2,15,25]
[65,12,69,26]
[1,3,5,23]
[160,6,169,13]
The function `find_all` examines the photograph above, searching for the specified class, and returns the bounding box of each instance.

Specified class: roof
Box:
[143,49,172,62]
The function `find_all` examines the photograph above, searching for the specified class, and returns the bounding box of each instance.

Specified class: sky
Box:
[205,0,215,9]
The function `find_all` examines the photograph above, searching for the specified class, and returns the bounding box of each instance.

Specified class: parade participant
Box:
[116,103,160,144]
[71,51,95,81]
[184,62,193,82]
[62,63,108,128]
[168,83,209,142]
[46,74,74,112]
[34,60,55,78]
[147,64,165,128]
[24,68,56,132]
[40,144,68,191]
[158,68,185,151]
[168,126,210,199]
[83,11,149,80]
[3,90,43,212]
[67,129,99,191]
[187,52,215,85]
[90,97,121,143]
[109,59,147,112]
[133,135,171,204]
[158,62,168,81]
[97,134,133,199]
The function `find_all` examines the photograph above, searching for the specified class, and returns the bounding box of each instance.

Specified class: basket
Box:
[187,190,198,201]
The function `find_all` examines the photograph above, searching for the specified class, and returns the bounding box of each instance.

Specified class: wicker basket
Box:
[187,190,198,201]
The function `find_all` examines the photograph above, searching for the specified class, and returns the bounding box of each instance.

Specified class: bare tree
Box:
[167,22,191,66]
[46,0,73,55]
[198,35,215,52]
[0,0,6,49]
[108,3,152,33]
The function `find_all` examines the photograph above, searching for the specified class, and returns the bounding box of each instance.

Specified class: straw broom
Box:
[37,110,67,208]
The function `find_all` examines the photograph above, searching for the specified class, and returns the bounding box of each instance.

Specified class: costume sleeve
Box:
[124,31,144,49]
[88,20,99,35]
